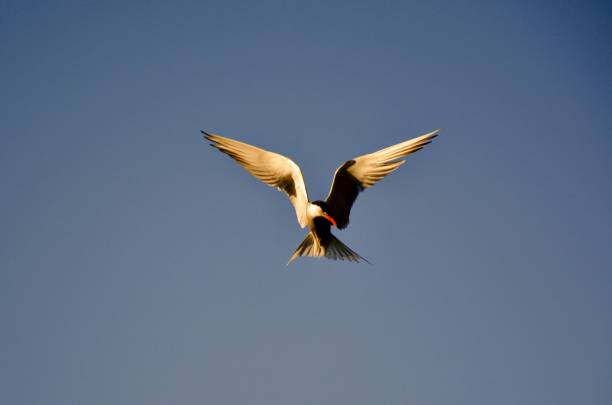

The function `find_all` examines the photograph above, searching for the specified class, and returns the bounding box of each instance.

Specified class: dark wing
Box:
[203,131,310,228]
[325,129,440,229]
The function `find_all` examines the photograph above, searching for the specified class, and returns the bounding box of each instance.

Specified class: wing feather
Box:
[325,129,440,229]
[203,131,310,228]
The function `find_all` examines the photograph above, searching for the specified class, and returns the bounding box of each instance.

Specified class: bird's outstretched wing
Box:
[203,131,310,228]
[325,129,440,229]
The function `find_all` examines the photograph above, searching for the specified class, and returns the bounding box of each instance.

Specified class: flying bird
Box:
[202,129,440,264]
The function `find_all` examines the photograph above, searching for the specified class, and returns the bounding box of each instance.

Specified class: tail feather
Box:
[288,232,369,265]
[325,235,369,263]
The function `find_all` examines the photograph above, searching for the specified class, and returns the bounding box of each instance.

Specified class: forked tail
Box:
[287,232,369,265]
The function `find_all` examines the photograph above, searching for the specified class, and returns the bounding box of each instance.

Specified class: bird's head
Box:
[310,201,337,227]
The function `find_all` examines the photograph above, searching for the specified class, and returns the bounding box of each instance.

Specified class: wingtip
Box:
[201,130,213,141]
[421,129,440,143]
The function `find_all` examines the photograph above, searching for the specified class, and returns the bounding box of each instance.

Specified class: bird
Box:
[202,129,440,264]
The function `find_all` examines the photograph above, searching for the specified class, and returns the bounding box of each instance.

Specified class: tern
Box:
[202,129,439,264]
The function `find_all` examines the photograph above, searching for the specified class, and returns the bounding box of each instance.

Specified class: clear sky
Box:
[1,1,611,404]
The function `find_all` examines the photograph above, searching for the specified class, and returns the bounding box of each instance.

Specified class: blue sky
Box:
[1,1,611,404]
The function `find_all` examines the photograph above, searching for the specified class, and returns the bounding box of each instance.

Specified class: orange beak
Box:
[323,213,337,227]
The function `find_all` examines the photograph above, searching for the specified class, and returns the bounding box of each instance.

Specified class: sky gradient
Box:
[1,1,611,404]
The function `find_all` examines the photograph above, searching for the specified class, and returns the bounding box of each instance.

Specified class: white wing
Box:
[325,129,440,229]
[343,129,440,188]
[203,131,310,228]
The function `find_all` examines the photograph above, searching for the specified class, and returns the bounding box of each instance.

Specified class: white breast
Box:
[306,203,323,220]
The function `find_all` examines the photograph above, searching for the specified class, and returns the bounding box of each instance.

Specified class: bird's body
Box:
[203,129,439,264]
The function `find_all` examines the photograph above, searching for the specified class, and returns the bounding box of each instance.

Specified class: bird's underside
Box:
[203,129,440,264]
